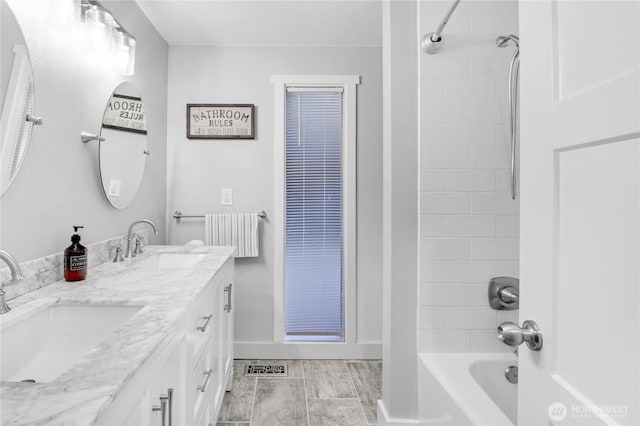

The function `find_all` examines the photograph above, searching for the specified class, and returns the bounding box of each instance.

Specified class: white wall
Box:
[418,0,519,353]
[166,45,383,355]
[1,0,168,263]
[380,0,420,420]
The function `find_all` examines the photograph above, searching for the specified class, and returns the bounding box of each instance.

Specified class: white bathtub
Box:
[419,353,517,425]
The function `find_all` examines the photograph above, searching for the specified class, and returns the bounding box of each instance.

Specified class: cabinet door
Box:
[103,387,151,426]
[149,334,186,426]
[101,334,186,426]
[191,338,219,424]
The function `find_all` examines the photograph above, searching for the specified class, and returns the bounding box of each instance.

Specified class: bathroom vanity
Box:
[0,245,235,426]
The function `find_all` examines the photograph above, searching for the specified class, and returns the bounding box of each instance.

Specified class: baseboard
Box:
[234,341,382,359]
[377,400,423,426]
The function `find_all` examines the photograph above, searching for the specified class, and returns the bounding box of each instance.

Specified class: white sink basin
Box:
[1,304,142,383]
[133,253,207,270]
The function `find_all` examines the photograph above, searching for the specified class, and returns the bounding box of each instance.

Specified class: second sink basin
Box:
[94,253,207,290]
[133,253,207,270]
[1,304,142,383]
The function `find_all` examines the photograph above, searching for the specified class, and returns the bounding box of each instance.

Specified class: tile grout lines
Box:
[248,375,257,426]
[224,360,380,426]
[345,360,372,426]
[343,360,360,400]
[302,360,311,426]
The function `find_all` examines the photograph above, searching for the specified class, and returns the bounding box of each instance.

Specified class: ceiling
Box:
[134,0,382,47]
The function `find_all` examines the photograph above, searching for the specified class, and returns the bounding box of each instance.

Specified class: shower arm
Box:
[420,0,462,54]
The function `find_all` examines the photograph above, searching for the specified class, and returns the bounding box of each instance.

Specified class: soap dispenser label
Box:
[66,255,87,271]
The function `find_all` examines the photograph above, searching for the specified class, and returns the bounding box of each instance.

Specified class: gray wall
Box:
[1,0,168,262]
[166,45,383,349]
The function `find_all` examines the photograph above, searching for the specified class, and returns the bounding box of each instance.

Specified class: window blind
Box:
[284,88,344,341]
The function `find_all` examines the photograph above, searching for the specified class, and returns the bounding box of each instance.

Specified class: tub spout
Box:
[504,365,518,384]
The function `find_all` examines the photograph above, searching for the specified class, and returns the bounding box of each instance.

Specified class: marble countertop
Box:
[0,245,235,426]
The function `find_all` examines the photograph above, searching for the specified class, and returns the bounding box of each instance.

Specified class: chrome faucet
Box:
[0,249,24,314]
[125,219,159,258]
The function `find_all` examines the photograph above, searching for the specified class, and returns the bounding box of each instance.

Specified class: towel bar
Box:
[173,210,267,220]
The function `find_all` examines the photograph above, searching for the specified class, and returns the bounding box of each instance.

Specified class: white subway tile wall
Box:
[420,193,471,215]
[420,170,444,192]
[421,146,472,169]
[443,215,495,237]
[422,125,445,145]
[420,215,444,237]
[422,102,472,124]
[443,169,495,191]
[445,125,495,146]
[418,0,519,353]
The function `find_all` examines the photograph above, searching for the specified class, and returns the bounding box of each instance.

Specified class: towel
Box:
[204,213,259,257]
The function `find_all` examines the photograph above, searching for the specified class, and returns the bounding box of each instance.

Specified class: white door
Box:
[519,1,640,425]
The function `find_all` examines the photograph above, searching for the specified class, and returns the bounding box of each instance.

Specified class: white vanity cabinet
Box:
[97,257,234,426]
[101,332,186,426]
[148,333,187,426]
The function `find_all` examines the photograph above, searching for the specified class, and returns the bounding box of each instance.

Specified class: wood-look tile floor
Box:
[217,359,382,426]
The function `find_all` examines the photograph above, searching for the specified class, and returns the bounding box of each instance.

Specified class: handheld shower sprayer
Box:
[497,34,520,200]
[496,34,519,48]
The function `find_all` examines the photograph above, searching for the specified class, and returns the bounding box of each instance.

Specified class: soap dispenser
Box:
[64,226,87,282]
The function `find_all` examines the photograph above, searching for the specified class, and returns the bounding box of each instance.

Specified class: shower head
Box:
[496,34,519,49]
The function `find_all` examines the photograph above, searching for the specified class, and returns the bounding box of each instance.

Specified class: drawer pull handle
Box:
[196,314,213,332]
[196,368,213,393]
[224,283,233,313]
[167,388,173,426]
[152,394,169,426]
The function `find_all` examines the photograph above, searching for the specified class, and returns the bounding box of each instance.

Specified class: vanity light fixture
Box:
[80,131,105,143]
[79,0,136,76]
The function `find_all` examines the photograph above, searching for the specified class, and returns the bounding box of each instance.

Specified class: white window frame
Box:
[272,75,359,345]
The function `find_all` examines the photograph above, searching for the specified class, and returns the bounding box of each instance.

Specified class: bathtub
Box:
[419,353,517,425]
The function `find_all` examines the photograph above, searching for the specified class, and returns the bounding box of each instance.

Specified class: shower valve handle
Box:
[497,320,543,351]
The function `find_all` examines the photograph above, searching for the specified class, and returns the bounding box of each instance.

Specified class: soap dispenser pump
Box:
[64,226,87,282]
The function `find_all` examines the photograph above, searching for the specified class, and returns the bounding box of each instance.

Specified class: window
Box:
[272,76,358,343]
[284,88,344,341]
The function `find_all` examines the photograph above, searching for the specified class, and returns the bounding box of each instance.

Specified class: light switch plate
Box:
[221,188,233,205]
[108,179,121,197]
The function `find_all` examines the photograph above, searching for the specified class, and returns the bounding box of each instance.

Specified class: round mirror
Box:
[1,0,38,197]
[99,82,148,209]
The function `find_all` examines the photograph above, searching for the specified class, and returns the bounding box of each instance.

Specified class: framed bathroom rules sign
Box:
[186,104,255,139]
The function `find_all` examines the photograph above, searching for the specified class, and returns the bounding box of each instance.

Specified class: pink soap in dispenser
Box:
[64,226,87,282]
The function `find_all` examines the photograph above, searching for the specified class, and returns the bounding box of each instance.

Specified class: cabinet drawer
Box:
[191,340,219,420]
[187,282,217,359]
